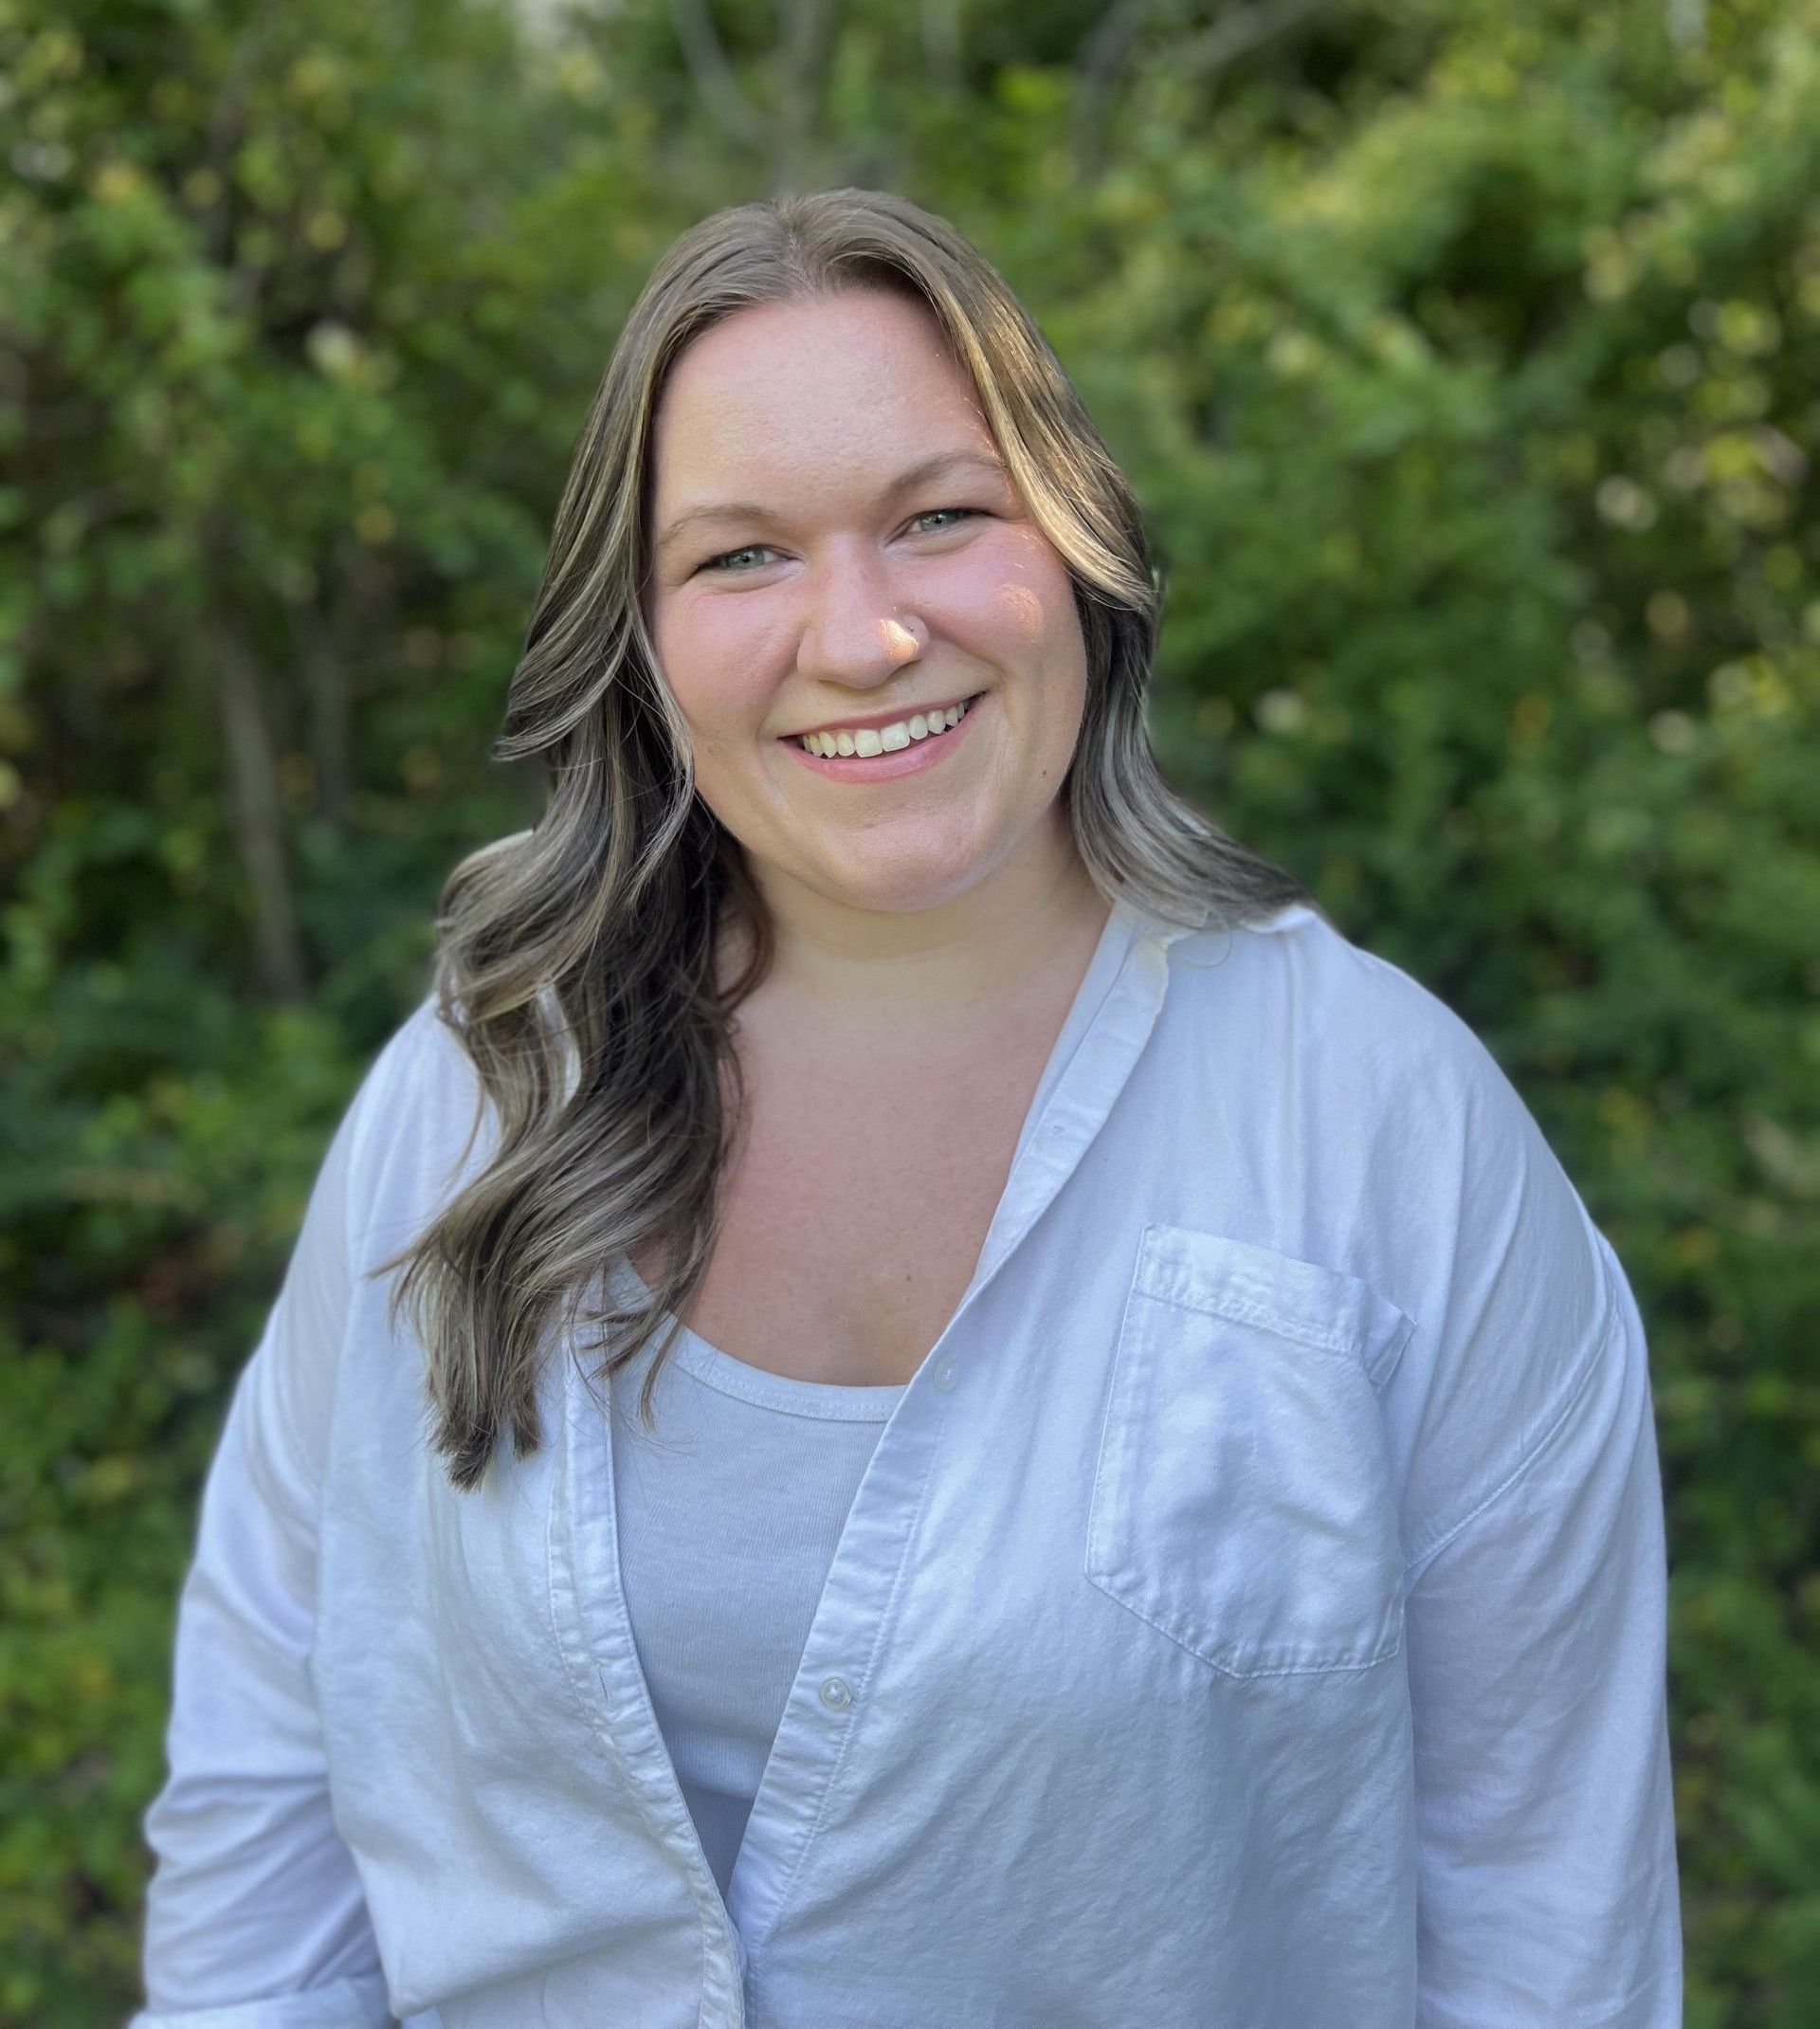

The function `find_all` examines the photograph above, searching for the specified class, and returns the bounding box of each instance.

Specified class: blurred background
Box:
[3,0,1816,2020]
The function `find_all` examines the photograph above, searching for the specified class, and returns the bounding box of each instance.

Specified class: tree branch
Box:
[669,0,766,151]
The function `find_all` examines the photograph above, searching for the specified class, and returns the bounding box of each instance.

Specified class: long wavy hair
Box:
[375,186,1317,1491]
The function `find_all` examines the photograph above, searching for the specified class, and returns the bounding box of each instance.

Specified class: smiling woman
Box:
[641,286,1101,915]
[132,188,1681,2029]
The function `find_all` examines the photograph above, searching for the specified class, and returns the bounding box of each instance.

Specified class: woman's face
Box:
[642,287,1090,923]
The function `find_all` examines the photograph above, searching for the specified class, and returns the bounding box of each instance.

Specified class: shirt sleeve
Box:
[129,1022,423,2028]
[1400,1147,1684,2023]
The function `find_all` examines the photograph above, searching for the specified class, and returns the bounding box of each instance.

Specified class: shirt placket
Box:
[549,903,1197,2016]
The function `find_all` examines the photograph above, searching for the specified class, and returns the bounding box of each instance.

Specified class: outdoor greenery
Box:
[3,0,1816,2020]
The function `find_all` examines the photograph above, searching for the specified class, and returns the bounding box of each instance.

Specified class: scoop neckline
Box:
[611,1258,907,1422]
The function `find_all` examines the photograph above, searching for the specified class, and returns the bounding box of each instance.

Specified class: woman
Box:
[134,188,1682,2027]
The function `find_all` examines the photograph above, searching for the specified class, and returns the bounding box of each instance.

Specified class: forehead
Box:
[648,290,992,503]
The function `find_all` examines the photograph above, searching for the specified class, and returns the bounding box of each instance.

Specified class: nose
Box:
[794,541,926,689]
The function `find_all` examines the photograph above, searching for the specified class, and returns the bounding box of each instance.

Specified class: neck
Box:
[724,820,1110,1045]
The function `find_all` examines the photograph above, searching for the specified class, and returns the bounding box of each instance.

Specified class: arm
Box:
[130,1035,409,2028]
[1402,1207,1683,2026]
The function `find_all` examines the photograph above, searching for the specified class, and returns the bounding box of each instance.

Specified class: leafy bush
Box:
[4,0,1814,2020]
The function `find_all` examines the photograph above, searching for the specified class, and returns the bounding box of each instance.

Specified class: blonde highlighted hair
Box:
[376,186,1315,1490]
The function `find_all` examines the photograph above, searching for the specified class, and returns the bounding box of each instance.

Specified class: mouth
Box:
[783,692,984,754]
[782,690,989,780]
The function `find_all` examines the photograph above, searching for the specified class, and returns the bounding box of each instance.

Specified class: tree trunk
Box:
[213,618,309,1001]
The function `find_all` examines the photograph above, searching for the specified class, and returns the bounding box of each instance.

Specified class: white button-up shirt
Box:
[133,896,1684,2027]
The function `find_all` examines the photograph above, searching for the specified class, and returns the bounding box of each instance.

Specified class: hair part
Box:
[373,186,1316,1492]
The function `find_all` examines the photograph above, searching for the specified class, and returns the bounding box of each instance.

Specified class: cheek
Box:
[935,534,1078,662]
[652,595,781,734]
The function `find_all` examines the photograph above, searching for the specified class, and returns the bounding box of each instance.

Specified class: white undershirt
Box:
[608,1268,905,1903]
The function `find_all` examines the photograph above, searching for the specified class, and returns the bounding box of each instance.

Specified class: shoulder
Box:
[1173,900,1539,1157]
[336,991,496,1269]
[1168,900,1608,1340]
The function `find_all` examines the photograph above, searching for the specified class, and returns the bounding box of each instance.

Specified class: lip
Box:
[783,691,987,782]
[781,691,979,740]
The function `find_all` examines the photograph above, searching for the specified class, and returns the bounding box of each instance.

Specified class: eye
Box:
[696,543,778,576]
[693,507,982,577]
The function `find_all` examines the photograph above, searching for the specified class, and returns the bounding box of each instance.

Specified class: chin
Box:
[812,857,985,915]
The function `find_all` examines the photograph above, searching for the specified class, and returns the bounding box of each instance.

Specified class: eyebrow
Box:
[653,448,1012,558]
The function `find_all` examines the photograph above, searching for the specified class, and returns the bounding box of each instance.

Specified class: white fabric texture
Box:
[132,893,1684,2027]
[608,1283,904,1903]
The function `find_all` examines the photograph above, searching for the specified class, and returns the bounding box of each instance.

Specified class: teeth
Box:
[800,697,972,758]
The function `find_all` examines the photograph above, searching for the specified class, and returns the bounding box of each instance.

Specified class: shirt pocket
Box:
[1085,1224,1416,1681]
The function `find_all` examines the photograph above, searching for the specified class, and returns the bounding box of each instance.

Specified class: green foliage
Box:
[3,0,1815,2020]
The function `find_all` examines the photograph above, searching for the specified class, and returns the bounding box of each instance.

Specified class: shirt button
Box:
[934,1358,959,1392]
[818,1675,853,1711]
